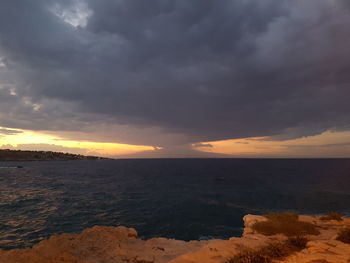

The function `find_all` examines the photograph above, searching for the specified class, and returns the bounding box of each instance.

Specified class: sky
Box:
[0,0,350,158]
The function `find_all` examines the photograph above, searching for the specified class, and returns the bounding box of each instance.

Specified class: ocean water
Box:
[0,158,350,250]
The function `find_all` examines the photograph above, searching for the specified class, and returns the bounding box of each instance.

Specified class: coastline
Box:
[1,214,349,263]
[0,149,109,162]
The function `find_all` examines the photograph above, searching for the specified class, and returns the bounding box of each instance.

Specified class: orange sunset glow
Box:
[0,126,153,157]
[198,131,350,158]
[2,126,350,158]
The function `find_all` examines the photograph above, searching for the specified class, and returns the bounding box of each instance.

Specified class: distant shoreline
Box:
[0,149,109,162]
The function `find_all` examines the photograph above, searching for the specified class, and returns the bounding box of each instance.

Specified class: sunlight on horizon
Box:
[0,127,153,156]
[2,126,350,158]
[196,131,350,158]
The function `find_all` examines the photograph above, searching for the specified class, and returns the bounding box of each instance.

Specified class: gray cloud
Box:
[0,0,350,147]
[192,143,213,148]
[115,144,230,159]
[0,128,22,136]
[235,141,249,145]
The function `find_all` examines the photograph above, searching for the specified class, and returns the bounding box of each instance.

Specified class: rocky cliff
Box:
[0,214,349,263]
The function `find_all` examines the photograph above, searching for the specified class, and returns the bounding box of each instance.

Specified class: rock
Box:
[283,240,350,263]
[242,214,267,236]
[1,215,349,263]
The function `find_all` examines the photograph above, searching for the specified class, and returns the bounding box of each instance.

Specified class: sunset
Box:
[0,126,153,156]
[0,1,350,262]
[2,126,350,158]
[0,0,350,158]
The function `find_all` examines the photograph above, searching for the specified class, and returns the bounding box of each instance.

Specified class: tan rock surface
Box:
[1,215,349,263]
[284,240,350,263]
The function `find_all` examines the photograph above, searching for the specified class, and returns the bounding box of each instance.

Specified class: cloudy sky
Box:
[1,0,350,158]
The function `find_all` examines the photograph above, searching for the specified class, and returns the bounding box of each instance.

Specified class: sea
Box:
[1,158,350,250]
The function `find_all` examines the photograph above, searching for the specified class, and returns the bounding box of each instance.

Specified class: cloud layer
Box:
[0,0,350,146]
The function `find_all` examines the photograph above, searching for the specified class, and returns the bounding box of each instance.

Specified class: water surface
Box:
[1,159,350,249]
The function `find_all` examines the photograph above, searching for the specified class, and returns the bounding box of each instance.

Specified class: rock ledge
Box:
[1,215,349,263]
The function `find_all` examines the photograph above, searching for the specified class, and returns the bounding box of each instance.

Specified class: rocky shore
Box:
[0,214,349,263]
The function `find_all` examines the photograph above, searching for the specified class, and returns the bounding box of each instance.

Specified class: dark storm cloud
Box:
[0,0,350,145]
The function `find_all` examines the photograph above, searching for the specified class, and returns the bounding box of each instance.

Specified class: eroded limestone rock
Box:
[1,215,349,263]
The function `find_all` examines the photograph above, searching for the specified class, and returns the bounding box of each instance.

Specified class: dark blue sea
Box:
[1,159,350,250]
